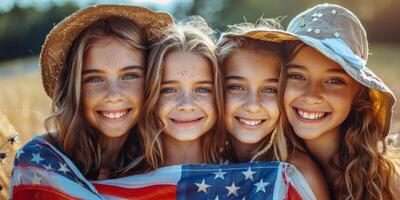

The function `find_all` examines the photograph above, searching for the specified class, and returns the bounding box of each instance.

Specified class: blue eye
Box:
[287,73,306,81]
[122,73,138,80]
[161,88,177,94]
[261,87,277,94]
[195,87,211,93]
[227,85,244,91]
[85,77,103,83]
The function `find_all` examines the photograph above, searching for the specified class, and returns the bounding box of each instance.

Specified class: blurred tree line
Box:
[0,0,399,62]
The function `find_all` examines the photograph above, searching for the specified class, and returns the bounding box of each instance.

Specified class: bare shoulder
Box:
[288,151,330,200]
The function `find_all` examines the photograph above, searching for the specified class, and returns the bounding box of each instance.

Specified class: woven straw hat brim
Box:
[40,4,173,98]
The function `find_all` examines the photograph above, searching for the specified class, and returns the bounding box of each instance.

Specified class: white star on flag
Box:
[307,27,313,32]
[226,182,240,197]
[255,179,270,193]
[195,179,210,193]
[242,167,256,180]
[331,9,337,15]
[43,163,53,170]
[58,163,70,174]
[31,153,44,164]
[31,173,42,185]
[334,32,340,38]
[213,169,227,180]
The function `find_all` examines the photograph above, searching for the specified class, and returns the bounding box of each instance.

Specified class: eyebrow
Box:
[226,75,278,83]
[161,80,213,84]
[82,65,144,75]
[287,63,346,74]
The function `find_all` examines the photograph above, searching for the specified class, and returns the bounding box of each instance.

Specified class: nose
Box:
[177,91,196,112]
[104,81,123,103]
[301,81,323,105]
[243,90,261,113]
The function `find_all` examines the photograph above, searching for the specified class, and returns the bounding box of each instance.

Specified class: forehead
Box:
[163,51,213,81]
[84,36,144,70]
[290,46,341,70]
[224,49,279,77]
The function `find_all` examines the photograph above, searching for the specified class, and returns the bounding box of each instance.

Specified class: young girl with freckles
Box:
[217,19,330,200]
[10,5,172,199]
[278,3,399,200]
[139,16,225,170]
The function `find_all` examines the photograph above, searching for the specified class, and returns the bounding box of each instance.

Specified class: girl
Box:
[10,4,172,199]
[280,3,399,199]
[217,19,330,199]
[139,16,225,170]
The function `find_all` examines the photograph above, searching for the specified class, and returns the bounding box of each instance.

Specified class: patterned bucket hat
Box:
[221,3,396,135]
[40,4,173,98]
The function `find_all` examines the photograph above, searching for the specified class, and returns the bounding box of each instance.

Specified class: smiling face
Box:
[82,36,145,138]
[224,49,280,144]
[157,51,217,142]
[284,46,360,140]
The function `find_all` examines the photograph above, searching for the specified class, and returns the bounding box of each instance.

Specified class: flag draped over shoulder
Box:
[10,135,316,200]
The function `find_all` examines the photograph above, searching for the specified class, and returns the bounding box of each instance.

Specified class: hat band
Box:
[321,38,366,70]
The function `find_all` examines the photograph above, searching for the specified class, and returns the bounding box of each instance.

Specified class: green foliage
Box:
[0,3,79,62]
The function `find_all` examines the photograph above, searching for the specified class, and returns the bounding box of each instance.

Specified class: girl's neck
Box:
[231,137,262,163]
[304,127,341,183]
[98,133,129,179]
[163,136,203,166]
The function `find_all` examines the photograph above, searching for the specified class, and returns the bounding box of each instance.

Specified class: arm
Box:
[288,151,330,200]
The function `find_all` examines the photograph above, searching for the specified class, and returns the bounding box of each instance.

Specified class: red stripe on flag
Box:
[94,183,176,200]
[286,183,303,200]
[13,185,82,200]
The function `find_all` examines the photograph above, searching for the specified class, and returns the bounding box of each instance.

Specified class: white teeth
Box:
[297,109,326,120]
[238,118,262,126]
[101,111,128,120]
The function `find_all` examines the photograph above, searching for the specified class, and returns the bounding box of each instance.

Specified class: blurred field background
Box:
[0,0,399,198]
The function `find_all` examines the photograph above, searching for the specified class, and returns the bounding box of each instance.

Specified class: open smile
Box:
[293,107,330,123]
[97,109,132,121]
[235,116,266,128]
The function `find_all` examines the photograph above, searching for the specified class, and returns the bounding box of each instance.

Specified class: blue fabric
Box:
[321,38,366,69]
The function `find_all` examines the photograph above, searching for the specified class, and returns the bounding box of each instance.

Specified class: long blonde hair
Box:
[45,17,148,180]
[139,16,225,170]
[216,18,288,162]
[282,42,399,200]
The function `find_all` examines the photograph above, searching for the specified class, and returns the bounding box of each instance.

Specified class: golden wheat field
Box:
[0,44,399,199]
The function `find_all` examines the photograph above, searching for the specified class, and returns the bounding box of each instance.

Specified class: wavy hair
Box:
[45,17,148,180]
[139,16,225,170]
[282,42,399,200]
[216,18,288,162]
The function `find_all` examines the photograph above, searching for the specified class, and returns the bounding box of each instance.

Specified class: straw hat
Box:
[40,4,173,97]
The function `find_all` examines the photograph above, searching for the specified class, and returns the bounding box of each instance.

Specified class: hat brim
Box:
[40,4,173,98]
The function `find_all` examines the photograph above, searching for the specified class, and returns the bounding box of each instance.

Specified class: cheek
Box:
[262,98,280,119]
[157,96,177,120]
[224,94,242,114]
[283,85,301,108]
[122,81,145,105]
[195,95,216,114]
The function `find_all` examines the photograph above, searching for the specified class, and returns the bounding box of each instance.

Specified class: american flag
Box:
[10,136,316,200]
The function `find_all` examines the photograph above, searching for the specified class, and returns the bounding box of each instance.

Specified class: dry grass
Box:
[0,44,399,199]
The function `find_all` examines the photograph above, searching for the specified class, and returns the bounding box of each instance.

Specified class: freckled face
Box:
[224,49,280,144]
[284,46,360,140]
[82,36,145,138]
[157,51,217,142]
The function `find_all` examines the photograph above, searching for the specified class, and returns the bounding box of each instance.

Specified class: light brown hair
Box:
[216,18,288,162]
[282,42,399,200]
[139,16,225,170]
[45,17,147,180]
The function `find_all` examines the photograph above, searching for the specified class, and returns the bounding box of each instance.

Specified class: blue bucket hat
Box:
[221,3,396,135]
